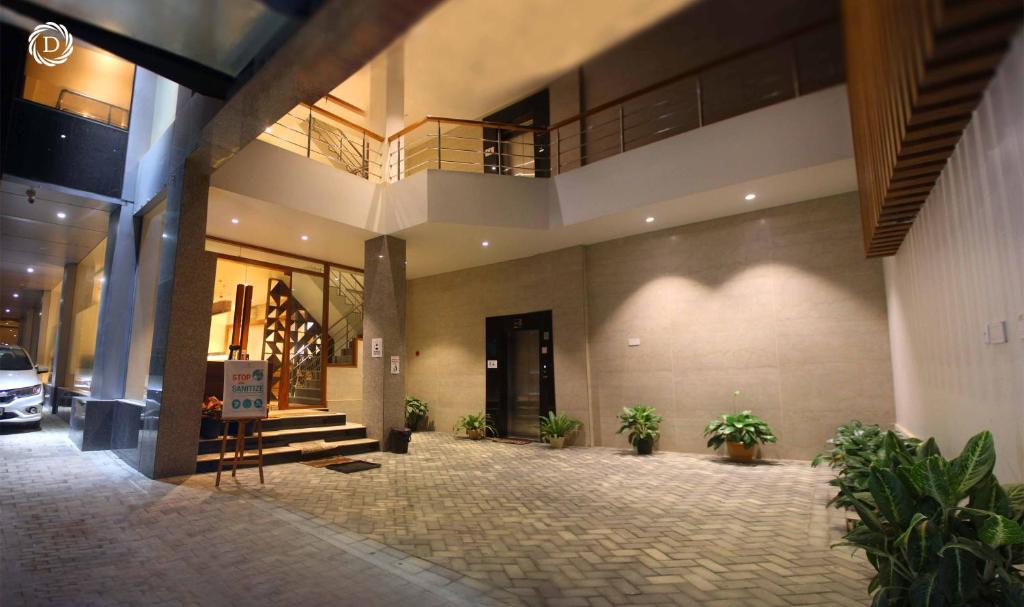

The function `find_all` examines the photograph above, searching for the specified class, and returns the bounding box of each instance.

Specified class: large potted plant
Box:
[454,412,494,440]
[833,430,1024,606]
[539,411,581,449]
[616,405,662,455]
[704,405,776,462]
[405,396,429,431]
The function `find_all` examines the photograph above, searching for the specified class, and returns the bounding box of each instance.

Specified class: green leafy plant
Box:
[834,430,1024,606]
[453,412,495,437]
[539,412,582,442]
[703,410,777,449]
[812,421,921,510]
[405,395,429,428]
[616,405,662,446]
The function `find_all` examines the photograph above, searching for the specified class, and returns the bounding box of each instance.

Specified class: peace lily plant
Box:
[703,390,777,462]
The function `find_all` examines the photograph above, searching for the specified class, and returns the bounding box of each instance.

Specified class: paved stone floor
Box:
[2,415,874,606]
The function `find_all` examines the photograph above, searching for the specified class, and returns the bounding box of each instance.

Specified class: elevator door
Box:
[507,329,541,437]
[486,311,555,439]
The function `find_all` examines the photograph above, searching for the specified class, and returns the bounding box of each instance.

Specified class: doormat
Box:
[325,460,382,474]
[302,455,355,468]
[492,438,532,445]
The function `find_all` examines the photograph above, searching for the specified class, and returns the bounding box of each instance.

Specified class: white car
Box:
[0,344,46,429]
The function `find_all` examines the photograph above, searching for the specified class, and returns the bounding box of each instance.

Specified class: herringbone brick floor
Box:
[1,415,874,606]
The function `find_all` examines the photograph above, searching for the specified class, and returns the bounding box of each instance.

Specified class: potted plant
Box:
[539,411,582,449]
[199,396,223,439]
[616,405,662,455]
[405,396,429,431]
[703,392,776,461]
[454,412,494,440]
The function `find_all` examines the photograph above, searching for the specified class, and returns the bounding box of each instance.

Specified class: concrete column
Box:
[53,263,78,388]
[136,158,216,478]
[361,235,406,450]
[90,204,138,399]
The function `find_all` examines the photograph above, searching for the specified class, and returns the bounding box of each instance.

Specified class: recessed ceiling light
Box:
[231,218,239,224]
[12,293,19,299]
[26,267,34,273]
[481,241,489,247]
[300,235,309,241]
[3,308,9,314]
[56,212,67,219]
[744,193,757,201]
[264,126,273,134]
[59,134,66,139]
[645,217,655,223]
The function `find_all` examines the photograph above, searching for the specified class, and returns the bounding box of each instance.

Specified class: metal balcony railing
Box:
[56,88,129,129]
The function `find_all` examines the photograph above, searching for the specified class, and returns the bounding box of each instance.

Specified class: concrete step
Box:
[197,423,368,454]
[261,411,345,431]
[195,437,379,473]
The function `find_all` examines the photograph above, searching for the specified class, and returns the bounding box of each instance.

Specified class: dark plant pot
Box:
[635,436,655,455]
[199,417,222,439]
[726,441,757,462]
[407,413,423,432]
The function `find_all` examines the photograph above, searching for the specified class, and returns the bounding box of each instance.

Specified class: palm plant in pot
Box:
[454,412,495,440]
[405,396,429,431]
[539,412,581,449]
[704,392,776,462]
[617,405,662,455]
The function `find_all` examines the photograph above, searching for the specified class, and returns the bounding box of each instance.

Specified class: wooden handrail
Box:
[324,94,367,117]
[300,102,384,142]
[549,17,836,130]
[385,18,837,144]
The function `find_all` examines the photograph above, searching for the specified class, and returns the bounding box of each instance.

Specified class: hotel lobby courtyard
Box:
[1,415,872,607]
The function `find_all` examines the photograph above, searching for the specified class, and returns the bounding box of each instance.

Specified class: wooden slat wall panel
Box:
[843,0,1021,257]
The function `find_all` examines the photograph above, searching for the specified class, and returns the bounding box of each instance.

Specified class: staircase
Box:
[195,410,378,473]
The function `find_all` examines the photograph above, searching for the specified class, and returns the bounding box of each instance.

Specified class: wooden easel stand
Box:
[215,417,265,487]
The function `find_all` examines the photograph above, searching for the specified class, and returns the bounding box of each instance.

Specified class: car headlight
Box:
[13,384,42,398]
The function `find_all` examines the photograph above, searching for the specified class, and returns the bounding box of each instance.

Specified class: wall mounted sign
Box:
[371,337,383,358]
[487,360,498,369]
[390,356,400,374]
[222,360,269,419]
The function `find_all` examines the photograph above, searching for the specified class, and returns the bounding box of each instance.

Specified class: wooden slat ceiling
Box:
[843,0,1022,257]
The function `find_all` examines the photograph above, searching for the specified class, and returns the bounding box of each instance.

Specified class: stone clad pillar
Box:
[53,263,77,388]
[137,158,217,478]
[362,236,406,450]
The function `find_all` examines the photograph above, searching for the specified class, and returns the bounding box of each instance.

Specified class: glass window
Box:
[23,44,135,128]
[0,346,33,370]
[327,267,363,366]
[66,238,106,389]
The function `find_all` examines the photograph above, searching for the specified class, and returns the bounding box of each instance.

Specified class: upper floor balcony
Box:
[255,18,843,186]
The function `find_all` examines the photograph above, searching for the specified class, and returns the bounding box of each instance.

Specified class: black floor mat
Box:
[325,460,381,474]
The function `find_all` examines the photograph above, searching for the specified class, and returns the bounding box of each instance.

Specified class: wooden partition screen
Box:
[843,0,1021,257]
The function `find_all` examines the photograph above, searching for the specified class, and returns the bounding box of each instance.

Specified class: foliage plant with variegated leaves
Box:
[832,430,1024,606]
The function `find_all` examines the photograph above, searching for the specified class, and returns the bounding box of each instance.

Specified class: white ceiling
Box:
[206,159,856,279]
[328,0,696,125]
[0,177,116,319]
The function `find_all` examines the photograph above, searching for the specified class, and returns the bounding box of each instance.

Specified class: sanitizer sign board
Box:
[222,360,269,419]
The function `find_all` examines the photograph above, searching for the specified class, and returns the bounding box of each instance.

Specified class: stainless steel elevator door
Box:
[507,329,540,438]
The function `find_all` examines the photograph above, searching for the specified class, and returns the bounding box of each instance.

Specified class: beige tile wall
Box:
[406,247,592,443]
[406,192,895,459]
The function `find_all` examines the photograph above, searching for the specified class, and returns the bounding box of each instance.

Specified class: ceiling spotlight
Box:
[481,241,490,247]
[231,218,239,224]
[264,126,273,134]
[645,217,655,223]
[300,235,309,241]
[57,211,67,219]
[3,308,9,314]
[26,267,34,273]
[744,193,757,201]
[12,293,19,299]
[60,134,66,139]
